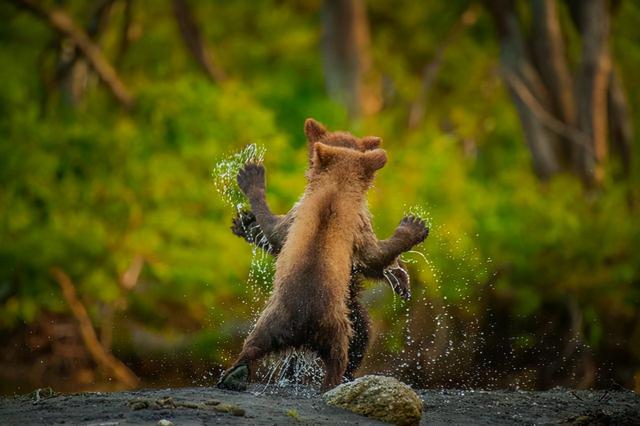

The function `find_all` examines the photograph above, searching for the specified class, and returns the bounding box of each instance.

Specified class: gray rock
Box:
[323,375,423,425]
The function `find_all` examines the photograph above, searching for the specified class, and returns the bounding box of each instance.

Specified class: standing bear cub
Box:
[219,142,389,391]
[229,119,429,381]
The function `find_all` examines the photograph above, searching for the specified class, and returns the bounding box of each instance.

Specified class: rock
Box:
[128,399,151,410]
[323,375,423,425]
[157,420,173,426]
[156,396,176,409]
[212,402,246,416]
[176,401,202,409]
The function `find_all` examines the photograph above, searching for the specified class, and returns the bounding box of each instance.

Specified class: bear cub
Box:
[218,142,388,391]
[230,119,429,380]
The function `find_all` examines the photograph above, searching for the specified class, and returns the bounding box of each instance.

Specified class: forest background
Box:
[0,0,639,394]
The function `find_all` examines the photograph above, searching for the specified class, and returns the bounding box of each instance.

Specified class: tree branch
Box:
[7,0,134,108]
[504,71,593,156]
[171,0,226,83]
[116,0,134,65]
[51,267,139,387]
[485,0,562,179]
[120,254,144,290]
[408,4,480,129]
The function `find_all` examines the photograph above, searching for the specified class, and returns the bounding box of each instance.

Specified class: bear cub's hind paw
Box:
[217,364,249,391]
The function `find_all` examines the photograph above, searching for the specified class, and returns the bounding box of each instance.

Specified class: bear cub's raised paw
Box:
[237,162,265,196]
[399,215,429,245]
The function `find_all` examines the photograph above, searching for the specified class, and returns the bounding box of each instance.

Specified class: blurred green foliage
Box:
[0,0,638,390]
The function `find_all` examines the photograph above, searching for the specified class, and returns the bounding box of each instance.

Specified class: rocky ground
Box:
[1,385,639,425]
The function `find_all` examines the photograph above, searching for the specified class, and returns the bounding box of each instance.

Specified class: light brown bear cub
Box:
[219,142,388,391]
[230,119,428,381]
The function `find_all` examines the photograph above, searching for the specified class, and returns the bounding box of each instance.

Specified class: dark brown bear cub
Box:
[218,143,388,391]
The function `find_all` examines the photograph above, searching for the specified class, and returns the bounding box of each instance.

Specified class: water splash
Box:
[211,143,274,318]
[405,204,433,229]
[212,143,266,210]
[212,168,498,392]
[210,155,588,391]
[253,349,324,397]
[367,203,498,389]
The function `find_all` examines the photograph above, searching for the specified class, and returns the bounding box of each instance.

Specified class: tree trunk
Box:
[485,0,622,187]
[57,0,116,106]
[531,0,576,127]
[172,0,226,83]
[574,0,612,186]
[531,0,576,165]
[607,69,633,178]
[321,0,380,118]
[486,0,561,179]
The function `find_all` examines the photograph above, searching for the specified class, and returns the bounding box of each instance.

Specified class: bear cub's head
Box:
[307,142,387,191]
[304,118,382,161]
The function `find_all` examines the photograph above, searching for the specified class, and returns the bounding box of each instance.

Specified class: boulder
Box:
[323,375,423,425]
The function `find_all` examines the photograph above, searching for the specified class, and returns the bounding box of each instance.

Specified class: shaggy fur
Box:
[231,119,427,379]
[220,143,389,391]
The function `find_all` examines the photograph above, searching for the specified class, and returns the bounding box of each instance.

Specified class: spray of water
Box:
[252,349,324,397]
[212,143,266,211]
[212,143,274,316]
[212,150,499,392]
[352,203,491,389]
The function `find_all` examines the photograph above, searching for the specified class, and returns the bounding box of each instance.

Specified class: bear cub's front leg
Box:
[237,162,281,239]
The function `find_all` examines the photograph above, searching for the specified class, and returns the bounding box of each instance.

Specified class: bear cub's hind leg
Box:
[217,343,267,391]
[218,313,286,391]
[318,324,351,391]
[345,293,370,381]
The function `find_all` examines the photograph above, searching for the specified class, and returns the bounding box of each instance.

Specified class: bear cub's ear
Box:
[314,142,338,167]
[304,118,327,143]
[363,149,387,172]
[360,136,382,150]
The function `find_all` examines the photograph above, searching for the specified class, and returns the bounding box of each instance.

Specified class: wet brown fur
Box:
[231,119,424,380]
[227,143,388,390]
[268,120,406,284]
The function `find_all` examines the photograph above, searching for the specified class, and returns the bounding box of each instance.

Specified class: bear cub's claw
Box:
[386,266,411,300]
[217,364,249,391]
[399,215,429,245]
[237,162,265,196]
[231,210,257,240]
